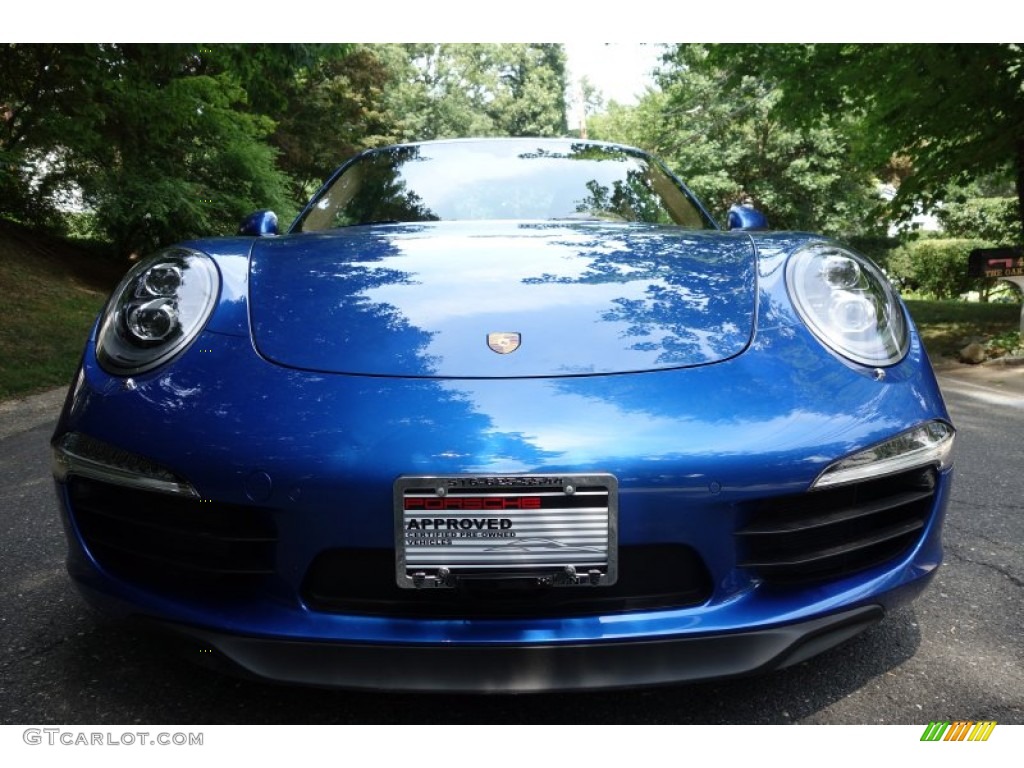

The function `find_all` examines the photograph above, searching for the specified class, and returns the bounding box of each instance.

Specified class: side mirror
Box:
[726,204,769,231]
[238,210,279,237]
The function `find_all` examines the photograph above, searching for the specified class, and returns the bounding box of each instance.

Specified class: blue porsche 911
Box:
[52,138,954,691]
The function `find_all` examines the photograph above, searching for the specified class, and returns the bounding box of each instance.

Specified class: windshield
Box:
[294,139,715,232]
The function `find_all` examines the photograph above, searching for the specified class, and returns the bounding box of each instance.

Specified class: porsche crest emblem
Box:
[487,332,521,354]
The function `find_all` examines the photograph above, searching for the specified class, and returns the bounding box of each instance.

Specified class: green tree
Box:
[589,45,880,236]
[208,44,395,200]
[1,44,301,255]
[487,43,568,137]
[705,44,1024,241]
[2,43,569,257]
[588,92,670,150]
[937,197,1018,246]
[375,44,568,141]
[81,45,294,256]
[0,44,102,227]
[932,178,1019,246]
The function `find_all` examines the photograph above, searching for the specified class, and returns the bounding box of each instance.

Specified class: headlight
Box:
[813,420,954,489]
[786,243,908,367]
[96,247,219,375]
[52,432,198,496]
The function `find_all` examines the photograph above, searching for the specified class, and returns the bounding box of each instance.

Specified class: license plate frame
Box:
[394,474,618,589]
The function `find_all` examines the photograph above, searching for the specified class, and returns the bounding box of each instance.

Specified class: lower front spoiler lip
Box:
[149,605,884,693]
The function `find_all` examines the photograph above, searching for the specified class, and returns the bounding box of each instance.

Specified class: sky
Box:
[7,1,1003,113]
[563,43,664,107]
[15,0,1003,43]
[562,43,665,131]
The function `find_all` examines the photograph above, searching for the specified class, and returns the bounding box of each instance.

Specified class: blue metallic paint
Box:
[51,125,953,696]
[249,222,757,377]
[54,223,951,656]
[237,209,278,237]
[727,204,770,231]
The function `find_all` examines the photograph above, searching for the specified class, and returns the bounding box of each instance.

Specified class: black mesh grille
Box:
[302,544,712,618]
[68,477,277,594]
[736,467,937,584]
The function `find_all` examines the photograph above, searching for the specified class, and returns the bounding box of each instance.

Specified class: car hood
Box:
[249,222,756,378]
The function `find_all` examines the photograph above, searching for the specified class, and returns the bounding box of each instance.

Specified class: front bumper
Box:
[153,604,889,693]
[53,314,952,692]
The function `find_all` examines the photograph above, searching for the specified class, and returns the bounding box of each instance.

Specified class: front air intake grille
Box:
[736,467,937,585]
[67,477,277,594]
[302,544,712,618]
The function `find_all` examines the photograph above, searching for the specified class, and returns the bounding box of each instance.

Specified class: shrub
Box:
[888,238,993,299]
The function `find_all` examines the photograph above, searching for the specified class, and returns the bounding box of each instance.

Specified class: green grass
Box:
[0,221,125,399]
[905,298,1022,360]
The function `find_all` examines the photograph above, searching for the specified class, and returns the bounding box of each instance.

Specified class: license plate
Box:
[394,474,617,589]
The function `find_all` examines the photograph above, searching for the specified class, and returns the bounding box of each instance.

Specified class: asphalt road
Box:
[1,373,1021,725]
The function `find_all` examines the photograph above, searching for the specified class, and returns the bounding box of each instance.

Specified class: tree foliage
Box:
[218,44,396,200]
[0,44,100,227]
[705,44,1024,241]
[936,197,1019,246]
[589,45,880,237]
[1,43,569,257]
[376,44,568,141]
[91,46,299,255]
[1,44,297,255]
